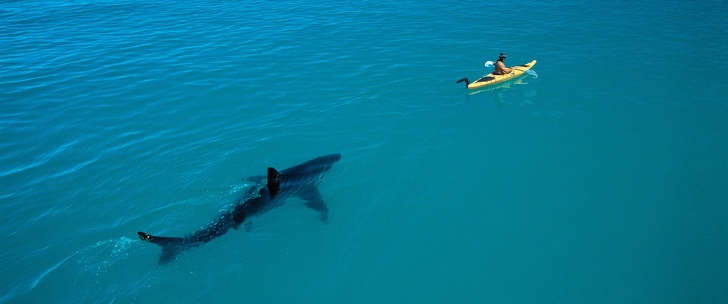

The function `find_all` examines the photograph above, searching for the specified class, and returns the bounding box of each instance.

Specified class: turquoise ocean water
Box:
[2,0,727,302]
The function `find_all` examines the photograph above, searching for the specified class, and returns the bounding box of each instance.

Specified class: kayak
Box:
[457,60,537,90]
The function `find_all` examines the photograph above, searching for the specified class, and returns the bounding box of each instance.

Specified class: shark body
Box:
[137,153,341,264]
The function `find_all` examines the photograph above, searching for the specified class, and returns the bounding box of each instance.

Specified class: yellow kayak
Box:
[457,60,537,89]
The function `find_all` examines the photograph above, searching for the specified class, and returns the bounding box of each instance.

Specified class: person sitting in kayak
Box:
[493,53,513,75]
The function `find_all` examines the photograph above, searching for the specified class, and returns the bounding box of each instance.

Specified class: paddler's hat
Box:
[499,53,507,59]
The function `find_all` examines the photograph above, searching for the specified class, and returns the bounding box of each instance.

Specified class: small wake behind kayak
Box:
[457,60,537,90]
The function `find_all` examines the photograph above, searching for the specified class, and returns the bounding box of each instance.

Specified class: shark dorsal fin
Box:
[267,167,282,199]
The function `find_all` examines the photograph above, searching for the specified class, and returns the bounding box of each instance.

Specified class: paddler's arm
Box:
[496,61,513,74]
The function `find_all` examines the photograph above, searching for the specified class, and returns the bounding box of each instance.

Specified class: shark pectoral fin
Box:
[137,232,186,265]
[300,189,329,223]
[267,167,282,199]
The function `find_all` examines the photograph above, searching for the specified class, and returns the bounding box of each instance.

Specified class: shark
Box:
[137,153,341,264]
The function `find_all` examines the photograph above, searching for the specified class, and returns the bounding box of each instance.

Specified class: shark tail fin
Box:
[267,167,282,199]
[138,232,186,265]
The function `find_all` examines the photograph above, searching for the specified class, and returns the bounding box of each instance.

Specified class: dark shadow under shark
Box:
[137,153,341,264]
